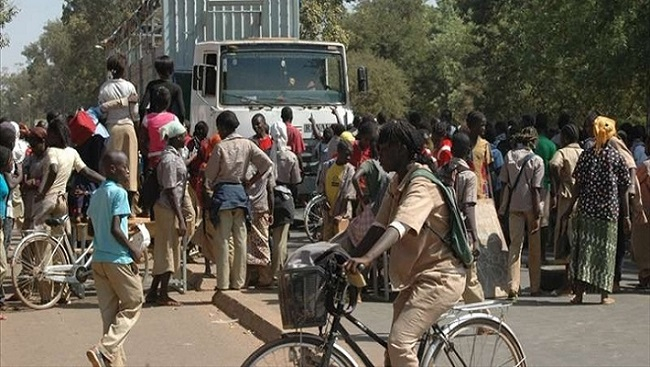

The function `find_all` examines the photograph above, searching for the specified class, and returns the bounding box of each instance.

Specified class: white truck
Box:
[187,0,358,139]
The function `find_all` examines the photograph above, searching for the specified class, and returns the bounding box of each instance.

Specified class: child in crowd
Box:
[146,120,189,306]
[499,127,544,299]
[443,132,486,305]
[139,55,185,122]
[141,86,180,169]
[319,140,356,241]
[86,151,144,367]
[0,146,15,321]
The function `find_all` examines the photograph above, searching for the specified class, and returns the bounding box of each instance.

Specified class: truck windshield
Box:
[220,50,346,106]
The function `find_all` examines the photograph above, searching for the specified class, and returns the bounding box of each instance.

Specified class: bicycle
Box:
[303,194,327,243]
[242,248,526,366]
[10,215,151,310]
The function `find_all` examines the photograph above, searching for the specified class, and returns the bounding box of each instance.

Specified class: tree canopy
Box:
[0,0,18,48]
[2,0,648,127]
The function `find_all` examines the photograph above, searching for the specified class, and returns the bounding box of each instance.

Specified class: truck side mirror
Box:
[357,66,368,92]
[192,65,204,91]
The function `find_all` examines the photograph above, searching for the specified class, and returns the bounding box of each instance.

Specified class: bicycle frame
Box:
[317,304,437,367]
[315,300,515,367]
[34,229,94,284]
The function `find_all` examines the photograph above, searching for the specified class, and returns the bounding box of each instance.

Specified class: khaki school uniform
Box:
[204,134,273,290]
[375,163,465,367]
[549,143,583,259]
[453,161,486,304]
[500,148,544,294]
[153,147,187,276]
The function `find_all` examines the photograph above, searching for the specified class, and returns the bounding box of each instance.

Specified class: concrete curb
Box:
[211,290,284,342]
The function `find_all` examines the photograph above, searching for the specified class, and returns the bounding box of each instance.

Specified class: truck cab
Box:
[191,40,355,202]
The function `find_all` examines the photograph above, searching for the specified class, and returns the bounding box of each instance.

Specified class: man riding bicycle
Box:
[345,121,466,367]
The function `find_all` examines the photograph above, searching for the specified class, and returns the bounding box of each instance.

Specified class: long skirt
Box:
[570,213,617,293]
[107,121,139,192]
[246,212,271,266]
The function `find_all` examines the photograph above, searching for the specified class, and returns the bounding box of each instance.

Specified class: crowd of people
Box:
[0,50,648,366]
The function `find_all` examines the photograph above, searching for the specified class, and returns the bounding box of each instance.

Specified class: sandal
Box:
[0,313,6,321]
[601,297,615,305]
[157,296,182,307]
[569,295,583,305]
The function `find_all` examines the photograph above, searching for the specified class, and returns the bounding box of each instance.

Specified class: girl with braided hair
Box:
[345,120,465,367]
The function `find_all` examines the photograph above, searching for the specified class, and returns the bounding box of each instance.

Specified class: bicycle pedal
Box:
[70,283,86,299]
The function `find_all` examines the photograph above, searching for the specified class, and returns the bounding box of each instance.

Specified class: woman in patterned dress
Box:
[561,116,631,305]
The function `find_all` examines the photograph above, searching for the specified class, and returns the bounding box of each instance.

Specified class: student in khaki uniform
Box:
[204,111,273,291]
[467,111,493,199]
[444,132,485,304]
[549,124,582,261]
[499,127,544,298]
[86,151,144,367]
[346,121,465,367]
[146,120,188,306]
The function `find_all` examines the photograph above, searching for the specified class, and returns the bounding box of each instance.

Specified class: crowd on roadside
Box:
[0,51,649,366]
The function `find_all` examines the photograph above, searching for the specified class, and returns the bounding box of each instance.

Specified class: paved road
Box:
[2,225,649,366]
[239,227,650,367]
[0,267,264,367]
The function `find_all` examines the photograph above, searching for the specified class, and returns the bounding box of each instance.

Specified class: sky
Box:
[0,0,63,73]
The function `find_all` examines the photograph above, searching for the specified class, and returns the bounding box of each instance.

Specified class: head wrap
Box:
[593,116,616,152]
[159,119,187,140]
[340,131,356,143]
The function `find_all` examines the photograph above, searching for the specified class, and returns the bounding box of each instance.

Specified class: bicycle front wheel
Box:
[304,194,327,243]
[10,234,69,310]
[424,316,526,367]
[242,334,356,367]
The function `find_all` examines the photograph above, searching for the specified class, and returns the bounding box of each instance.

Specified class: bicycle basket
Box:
[278,266,328,329]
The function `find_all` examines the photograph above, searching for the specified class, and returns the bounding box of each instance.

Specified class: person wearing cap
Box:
[146,120,190,306]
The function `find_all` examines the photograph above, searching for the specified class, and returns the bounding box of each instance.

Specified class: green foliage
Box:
[300,0,349,44]
[0,0,141,122]
[347,50,409,118]
[0,0,18,48]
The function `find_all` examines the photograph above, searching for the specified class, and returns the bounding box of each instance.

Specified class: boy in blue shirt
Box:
[86,151,144,367]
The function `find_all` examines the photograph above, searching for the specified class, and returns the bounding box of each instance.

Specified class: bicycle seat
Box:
[45,215,69,227]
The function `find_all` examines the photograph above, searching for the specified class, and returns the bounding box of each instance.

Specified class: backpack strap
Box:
[504,153,536,212]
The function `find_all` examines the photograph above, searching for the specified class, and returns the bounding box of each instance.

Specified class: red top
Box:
[434,138,453,167]
[350,141,372,168]
[286,123,305,155]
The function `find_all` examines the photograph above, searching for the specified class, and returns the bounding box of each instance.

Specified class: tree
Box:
[347,50,409,118]
[345,0,435,111]
[300,0,349,44]
[0,0,18,48]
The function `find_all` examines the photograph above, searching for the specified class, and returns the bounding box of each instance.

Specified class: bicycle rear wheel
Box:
[424,316,526,367]
[304,195,327,243]
[242,334,355,367]
[10,234,69,310]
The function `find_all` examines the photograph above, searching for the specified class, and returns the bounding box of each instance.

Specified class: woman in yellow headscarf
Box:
[561,115,631,305]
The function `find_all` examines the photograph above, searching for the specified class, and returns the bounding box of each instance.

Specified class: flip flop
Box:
[601,297,615,305]
[0,314,6,321]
